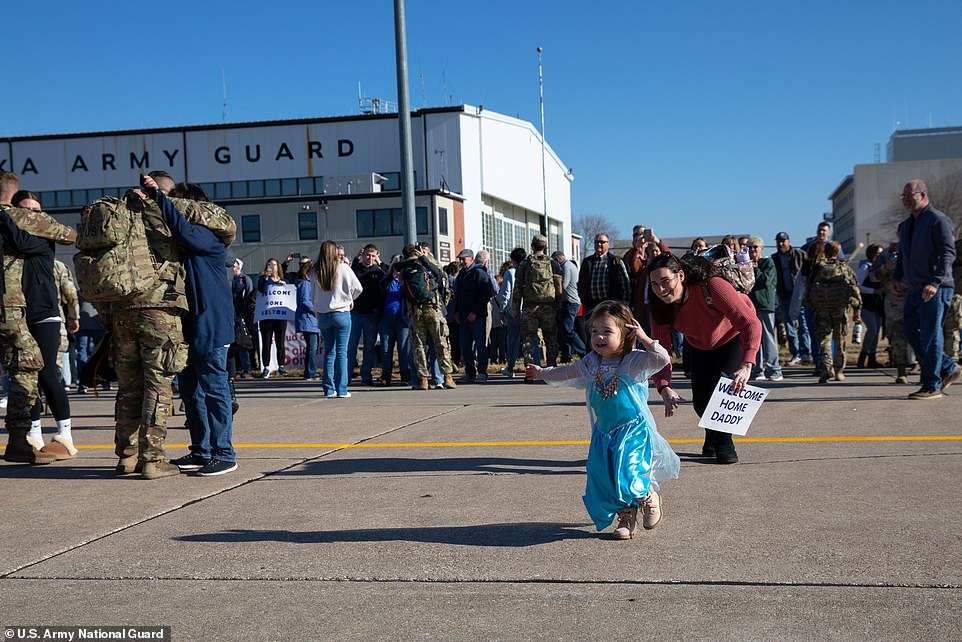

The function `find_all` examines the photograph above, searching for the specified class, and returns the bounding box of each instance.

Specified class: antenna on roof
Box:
[221,69,228,122]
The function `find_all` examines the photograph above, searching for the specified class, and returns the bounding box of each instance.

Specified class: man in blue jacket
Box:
[141,174,237,475]
[893,179,960,400]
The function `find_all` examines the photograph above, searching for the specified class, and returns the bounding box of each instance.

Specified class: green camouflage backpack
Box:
[806,259,852,311]
[521,254,558,304]
[73,196,162,302]
[170,198,236,246]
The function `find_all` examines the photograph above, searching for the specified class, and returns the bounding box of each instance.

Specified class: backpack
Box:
[170,198,236,246]
[73,196,161,302]
[400,261,439,306]
[521,254,558,304]
[700,244,756,294]
[806,260,852,311]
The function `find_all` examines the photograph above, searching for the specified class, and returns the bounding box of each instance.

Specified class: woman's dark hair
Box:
[170,182,211,202]
[297,260,313,281]
[646,253,713,327]
[866,243,884,262]
[509,247,527,264]
[587,300,637,359]
[11,190,41,208]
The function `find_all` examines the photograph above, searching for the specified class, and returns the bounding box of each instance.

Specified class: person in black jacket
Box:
[577,232,631,320]
[453,249,497,383]
[348,244,387,385]
[771,232,811,365]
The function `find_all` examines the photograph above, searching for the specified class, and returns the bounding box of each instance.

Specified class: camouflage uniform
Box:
[513,253,563,367]
[944,239,962,360]
[871,249,913,367]
[0,206,77,463]
[104,193,188,465]
[807,258,861,376]
[409,302,453,379]
[54,259,80,359]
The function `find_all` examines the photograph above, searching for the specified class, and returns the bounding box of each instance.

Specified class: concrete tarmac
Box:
[1,365,961,640]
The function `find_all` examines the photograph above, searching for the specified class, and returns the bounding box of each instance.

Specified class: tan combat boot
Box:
[443,374,457,389]
[142,460,181,480]
[115,455,142,475]
[413,376,429,390]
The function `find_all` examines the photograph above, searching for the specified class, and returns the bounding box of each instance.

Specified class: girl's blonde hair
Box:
[314,240,340,291]
[587,300,636,359]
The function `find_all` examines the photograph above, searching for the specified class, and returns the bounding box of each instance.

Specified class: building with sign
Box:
[2,105,573,269]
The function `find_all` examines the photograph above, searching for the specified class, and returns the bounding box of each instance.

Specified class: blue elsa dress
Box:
[541,344,681,531]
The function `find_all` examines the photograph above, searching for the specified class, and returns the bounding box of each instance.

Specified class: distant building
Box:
[829,127,962,256]
[1,105,574,270]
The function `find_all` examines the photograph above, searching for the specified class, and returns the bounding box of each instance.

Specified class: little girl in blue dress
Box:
[527,300,680,539]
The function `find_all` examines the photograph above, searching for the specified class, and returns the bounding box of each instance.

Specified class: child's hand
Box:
[660,386,683,417]
[625,320,649,344]
[525,363,543,381]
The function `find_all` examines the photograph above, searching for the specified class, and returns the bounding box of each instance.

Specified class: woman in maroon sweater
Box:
[647,254,762,464]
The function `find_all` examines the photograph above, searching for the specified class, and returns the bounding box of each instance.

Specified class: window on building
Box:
[247,180,264,198]
[241,215,261,243]
[231,181,249,198]
[438,207,448,235]
[265,179,281,197]
[298,211,318,240]
[355,207,429,238]
[55,191,70,207]
[378,172,400,191]
[71,190,86,206]
[214,182,231,200]
[297,178,314,195]
[356,209,374,237]
[281,178,298,196]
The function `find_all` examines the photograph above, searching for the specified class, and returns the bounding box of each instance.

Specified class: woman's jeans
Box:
[302,331,319,378]
[318,311,351,396]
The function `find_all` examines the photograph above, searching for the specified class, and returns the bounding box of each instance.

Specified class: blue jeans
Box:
[424,341,443,386]
[754,311,782,377]
[302,331,319,378]
[75,329,104,380]
[348,311,378,381]
[557,301,586,361]
[504,314,522,369]
[777,293,811,360]
[378,313,410,379]
[459,316,489,377]
[319,311,351,396]
[180,345,235,462]
[903,287,958,389]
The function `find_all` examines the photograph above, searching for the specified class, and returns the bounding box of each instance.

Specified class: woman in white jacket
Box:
[312,240,362,398]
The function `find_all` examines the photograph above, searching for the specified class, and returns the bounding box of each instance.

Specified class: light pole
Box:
[538,47,548,231]
[394,0,417,245]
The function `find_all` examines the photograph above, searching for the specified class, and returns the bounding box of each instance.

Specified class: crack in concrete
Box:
[2,576,960,590]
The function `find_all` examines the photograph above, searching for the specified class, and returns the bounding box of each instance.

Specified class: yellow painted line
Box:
[63,435,962,451]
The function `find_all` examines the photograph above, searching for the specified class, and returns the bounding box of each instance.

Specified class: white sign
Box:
[253,284,296,322]
[697,376,769,436]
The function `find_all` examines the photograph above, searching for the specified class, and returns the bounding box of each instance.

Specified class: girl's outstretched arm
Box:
[529,358,590,389]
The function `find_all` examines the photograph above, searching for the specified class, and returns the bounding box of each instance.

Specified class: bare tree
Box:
[884,169,962,235]
[572,213,617,257]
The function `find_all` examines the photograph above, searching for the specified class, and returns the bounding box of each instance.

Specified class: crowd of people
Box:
[2,169,960,540]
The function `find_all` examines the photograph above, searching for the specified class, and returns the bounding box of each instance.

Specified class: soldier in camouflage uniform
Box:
[103,173,188,479]
[513,234,563,377]
[943,238,962,362]
[805,241,861,383]
[398,243,456,390]
[871,244,915,384]
[0,202,78,464]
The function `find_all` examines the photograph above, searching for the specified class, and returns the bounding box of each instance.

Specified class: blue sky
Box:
[6,0,962,248]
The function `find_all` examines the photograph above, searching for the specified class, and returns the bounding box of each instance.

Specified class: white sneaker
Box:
[324,392,337,399]
[768,373,784,382]
[500,367,515,378]
[0,396,7,409]
[754,373,767,381]
[640,490,662,530]
[337,392,352,398]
